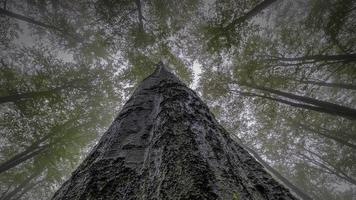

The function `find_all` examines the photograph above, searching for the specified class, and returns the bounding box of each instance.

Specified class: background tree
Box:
[1,0,355,199]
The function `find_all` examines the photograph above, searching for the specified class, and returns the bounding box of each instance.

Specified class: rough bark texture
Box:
[52,62,297,200]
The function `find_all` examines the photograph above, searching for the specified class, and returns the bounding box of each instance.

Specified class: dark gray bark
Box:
[0,8,80,42]
[1,171,41,200]
[244,84,356,120]
[52,62,297,200]
[230,89,356,120]
[0,130,54,174]
[297,149,356,185]
[0,118,80,173]
[0,90,56,104]
[298,80,356,91]
[226,0,277,29]
[295,122,356,149]
[233,89,356,148]
[13,181,40,200]
[135,0,144,32]
[0,8,62,31]
[0,144,48,174]
[238,142,313,200]
[0,79,89,104]
[267,53,356,63]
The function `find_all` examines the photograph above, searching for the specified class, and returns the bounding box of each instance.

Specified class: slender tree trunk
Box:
[268,53,356,63]
[0,115,87,174]
[0,8,80,42]
[0,133,52,174]
[298,80,356,90]
[14,180,43,200]
[245,84,356,120]
[0,185,12,200]
[0,145,40,173]
[298,150,356,185]
[295,122,356,149]
[304,149,356,185]
[1,171,40,200]
[0,79,86,104]
[0,145,48,174]
[134,0,144,32]
[52,62,297,200]
[0,138,46,169]
[230,89,356,120]
[0,8,62,31]
[231,135,313,200]
[226,0,277,29]
[0,90,56,104]
[234,90,356,148]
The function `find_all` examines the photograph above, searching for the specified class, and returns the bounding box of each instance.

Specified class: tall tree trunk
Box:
[0,8,62,32]
[14,180,43,200]
[0,90,57,104]
[0,132,52,174]
[0,79,87,104]
[1,170,41,200]
[226,0,277,29]
[230,89,356,120]
[234,90,356,148]
[0,8,80,42]
[0,145,48,174]
[294,121,356,149]
[0,116,86,174]
[52,62,296,200]
[268,53,356,63]
[298,150,356,185]
[134,0,144,32]
[231,135,313,200]
[244,84,356,120]
[298,80,356,90]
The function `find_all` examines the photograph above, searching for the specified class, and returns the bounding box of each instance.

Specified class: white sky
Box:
[191,61,202,90]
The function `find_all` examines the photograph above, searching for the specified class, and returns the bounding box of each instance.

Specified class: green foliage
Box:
[232,192,240,200]
[199,69,231,99]
[199,23,237,53]
[157,44,193,84]
[80,33,110,61]
[1,0,355,199]
[0,45,122,199]
[123,51,156,83]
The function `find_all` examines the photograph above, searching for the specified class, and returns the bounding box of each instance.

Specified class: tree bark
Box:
[0,90,56,104]
[134,0,144,32]
[0,79,88,104]
[245,146,312,200]
[235,89,356,148]
[298,80,356,90]
[268,53,356,63]
[0,8,63,32]
[230,89,356,120]
[298,150,356,185]
[295,122,356,149]
[1,171,41,200]
[0,8,80,42]
[231,135,313,200]
[0,145,48,174]
[52,62,296,200]
[226,0,277,29]
[14,180,43,200]
[245,84,356,120]
[0,115,86,174]
[0,131,53,174]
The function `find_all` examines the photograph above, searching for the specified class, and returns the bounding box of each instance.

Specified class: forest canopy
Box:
[0,0,355,199]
